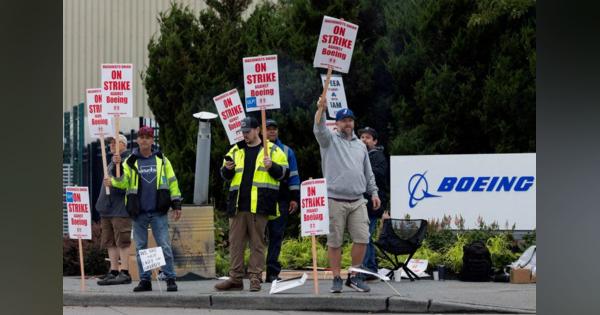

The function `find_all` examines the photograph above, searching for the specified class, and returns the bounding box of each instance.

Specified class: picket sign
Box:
[301,178,330,294]
[213,89,246,145]
[320,74,348,118]
[86,88,111,194]
[313,16,358,122]
[101,63,133,177]
[65,186,92,291]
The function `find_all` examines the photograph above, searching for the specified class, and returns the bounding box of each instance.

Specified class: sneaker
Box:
[98,271,132,285]
[166,278,178,292]
[133,280,152,292]
[346,274,371,292]
[97,273,116,285]
[249,275,261,292]
[97,271,114,280]
[265,273,281,283]
[214,278,243,291]
[330,276,343,293]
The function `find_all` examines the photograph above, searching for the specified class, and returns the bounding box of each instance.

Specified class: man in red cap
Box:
[105,126,183,292]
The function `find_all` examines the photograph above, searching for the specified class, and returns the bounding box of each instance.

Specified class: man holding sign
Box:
[313,99,380,293]
[96,134,132,285]
[106,126,182,292]
[215,116,288,292]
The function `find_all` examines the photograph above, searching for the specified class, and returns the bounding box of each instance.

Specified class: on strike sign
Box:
[101,64,133,117]
[139,247,167,272]
[320,74,348,117]
[214,89,246,144]
[313,16,359,73]
[86,88,113,138]
[243,55,280,112]
[65,186,92,240]
[300,179,329,236]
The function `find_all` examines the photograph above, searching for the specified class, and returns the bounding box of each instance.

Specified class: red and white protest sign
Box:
[320,74,348,118]
[101,64,133,117]
[214,89,246,144]
[65,186,92,240]
[243,55,280,112]
[86,88,113,138]
[313,16,359,73]
[300,179,329,236]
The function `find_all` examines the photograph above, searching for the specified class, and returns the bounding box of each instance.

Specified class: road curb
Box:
[64,291,534,313]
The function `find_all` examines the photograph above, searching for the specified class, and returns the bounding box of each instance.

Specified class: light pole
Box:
[192,111,218,205]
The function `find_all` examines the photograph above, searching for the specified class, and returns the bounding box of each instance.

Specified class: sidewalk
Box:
[63,276,536,313]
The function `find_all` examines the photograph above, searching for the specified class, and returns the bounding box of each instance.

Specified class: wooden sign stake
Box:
[317,65,333,124]
[99,135,110,194]
[78,238,86,291]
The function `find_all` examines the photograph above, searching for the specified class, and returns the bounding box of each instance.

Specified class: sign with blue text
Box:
[390,153,536,229]
[243,55,280,112]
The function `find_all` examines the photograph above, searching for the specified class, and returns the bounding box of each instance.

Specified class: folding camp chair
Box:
[374,219,428,281]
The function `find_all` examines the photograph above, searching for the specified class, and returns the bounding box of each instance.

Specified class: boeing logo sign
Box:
[408,172,535,208]
[391,154,536,230]
[408,172,440,208]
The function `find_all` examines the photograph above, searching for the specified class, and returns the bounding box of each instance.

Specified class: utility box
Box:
[127,205,215,280]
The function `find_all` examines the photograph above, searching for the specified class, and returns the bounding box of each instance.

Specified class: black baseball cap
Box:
[358,126,378,140]
[240,116,259,132]
[265,119,278,128]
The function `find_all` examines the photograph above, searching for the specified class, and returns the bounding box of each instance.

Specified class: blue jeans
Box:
[266,201,289,276]
[362,216,379,272]
[133,212,176,281]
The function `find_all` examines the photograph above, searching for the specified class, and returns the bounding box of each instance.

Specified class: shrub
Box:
[486,233,517,271]
[442,233,469,273]
[279,237,329,269]
[63,222,107,276]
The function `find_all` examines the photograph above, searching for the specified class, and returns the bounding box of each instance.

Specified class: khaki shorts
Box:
[100,217,132,249]
[326,198,370,248]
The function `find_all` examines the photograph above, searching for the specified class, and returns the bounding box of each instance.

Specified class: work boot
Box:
[133,280,152,292]
[214,278,243,291]
[166,278,178,292]
[249,274,261,292]
[98,271,132,285]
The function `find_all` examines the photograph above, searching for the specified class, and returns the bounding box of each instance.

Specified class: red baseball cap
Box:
[138,126,154,137]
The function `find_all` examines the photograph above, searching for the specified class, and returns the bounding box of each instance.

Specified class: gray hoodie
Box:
[313,111,378,200]
[95,150,130,217]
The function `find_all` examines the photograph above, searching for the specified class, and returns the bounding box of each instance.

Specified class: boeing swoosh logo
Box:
[408,171,441,208]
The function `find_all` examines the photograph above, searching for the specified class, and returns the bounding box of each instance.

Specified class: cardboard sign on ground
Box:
[320,74,348,118]
[243,55,280,112]
[65,186,92,240]
[269,273,308,294]
[139,247,167,272]
[214,89,246,144]
[313,16,359,73]
[300,178,329,236]
[101,63,133,117]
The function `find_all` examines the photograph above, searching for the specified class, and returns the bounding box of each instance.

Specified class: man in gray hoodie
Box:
[96,134,132,285]
[313,97,381,293]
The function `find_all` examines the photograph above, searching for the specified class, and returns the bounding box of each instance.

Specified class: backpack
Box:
[460,240,492,282]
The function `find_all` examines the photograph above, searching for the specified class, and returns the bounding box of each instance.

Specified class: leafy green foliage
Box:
[141,1,535,276]
[63,223,107,276]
